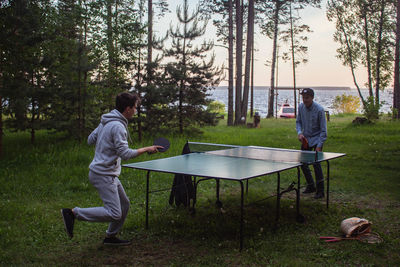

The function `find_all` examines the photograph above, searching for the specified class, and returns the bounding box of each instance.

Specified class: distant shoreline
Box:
[210,86,394,115]
[215,86,394,91]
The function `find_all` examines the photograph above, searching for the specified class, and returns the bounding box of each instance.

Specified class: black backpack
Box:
[168,142,195,207]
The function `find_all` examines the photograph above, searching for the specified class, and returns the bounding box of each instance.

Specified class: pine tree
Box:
[164,0,223,133]
[132,0,168,140]
[44,0,90,138]
[0,0,51,143]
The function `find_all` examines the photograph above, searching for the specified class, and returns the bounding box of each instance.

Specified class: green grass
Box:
[1,115,399,266]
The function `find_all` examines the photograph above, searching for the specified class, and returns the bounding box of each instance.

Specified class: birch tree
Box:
[234,0,244,124]
[241,0,254,123]
[257,0,321,118]
[327,0,396,120]
[394,0,400,119]
[199,0,234,126]
[280,3,312,118]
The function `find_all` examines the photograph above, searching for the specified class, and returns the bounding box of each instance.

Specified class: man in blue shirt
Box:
[296,88,327,199]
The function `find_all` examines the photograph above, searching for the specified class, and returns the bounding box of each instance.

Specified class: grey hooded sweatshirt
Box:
[88,109,138,176]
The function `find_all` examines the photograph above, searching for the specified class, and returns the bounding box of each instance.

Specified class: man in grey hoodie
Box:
[61,92,162,246]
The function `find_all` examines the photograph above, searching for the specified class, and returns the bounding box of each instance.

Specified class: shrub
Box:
[332,94,361,114]
[207,100,225,116]
[362,96,382,121]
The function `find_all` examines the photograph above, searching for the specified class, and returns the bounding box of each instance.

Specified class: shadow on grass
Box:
[55,194,336,266]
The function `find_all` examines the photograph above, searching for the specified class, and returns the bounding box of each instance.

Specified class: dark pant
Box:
[301,145,324,193]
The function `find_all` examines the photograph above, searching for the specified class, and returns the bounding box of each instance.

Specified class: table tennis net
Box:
[187,142,321,164]
[187,142,240,153]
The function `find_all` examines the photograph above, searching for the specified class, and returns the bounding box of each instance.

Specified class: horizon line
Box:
[215,85,352,90]
[214,86,394,90]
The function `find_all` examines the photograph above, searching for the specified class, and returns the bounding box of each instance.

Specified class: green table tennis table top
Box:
[123,145,345,181]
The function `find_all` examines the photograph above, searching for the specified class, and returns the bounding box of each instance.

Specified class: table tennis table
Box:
[123,142,345,250]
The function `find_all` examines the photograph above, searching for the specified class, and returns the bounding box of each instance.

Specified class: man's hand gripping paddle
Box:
[301,136,309,149]
[148,137,170,154]
[301,137,318,161]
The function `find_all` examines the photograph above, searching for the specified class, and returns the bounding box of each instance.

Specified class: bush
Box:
[332,94,360,114]
[362,96,382,121]
[207,100,225,116]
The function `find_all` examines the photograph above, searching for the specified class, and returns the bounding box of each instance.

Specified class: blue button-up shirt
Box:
[296,101,327,148]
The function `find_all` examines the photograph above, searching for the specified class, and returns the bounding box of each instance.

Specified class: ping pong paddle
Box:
[301,137,309,149]
[153,137,170,152]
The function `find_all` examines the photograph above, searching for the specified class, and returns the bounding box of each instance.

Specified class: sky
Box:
[153,0,368,88]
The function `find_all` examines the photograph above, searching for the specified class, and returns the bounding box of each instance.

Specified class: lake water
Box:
[209,86,394,117]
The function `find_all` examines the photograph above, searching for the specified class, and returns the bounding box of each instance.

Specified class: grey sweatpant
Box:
[74,170,130,237]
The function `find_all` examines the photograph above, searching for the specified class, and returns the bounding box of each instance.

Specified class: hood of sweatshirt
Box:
[101,109,128,129]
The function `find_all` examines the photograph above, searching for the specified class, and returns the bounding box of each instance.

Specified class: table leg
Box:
[296,166,300,217]
[239,180,244,251]
[216,179,221,207]
[275,172,281,228]
[192,176,197,210]
[326,161,330,209]
[295,167,305,222]
[215,179,220,203]
[146,170,150,229]
[189,176,197,215]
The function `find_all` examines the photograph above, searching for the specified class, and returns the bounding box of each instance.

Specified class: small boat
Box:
[278,102,295,118]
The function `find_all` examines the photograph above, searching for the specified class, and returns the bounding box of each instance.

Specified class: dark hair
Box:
[115,92,140,113]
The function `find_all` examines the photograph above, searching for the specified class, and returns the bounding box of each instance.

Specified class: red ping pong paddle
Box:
[301,137,309,149]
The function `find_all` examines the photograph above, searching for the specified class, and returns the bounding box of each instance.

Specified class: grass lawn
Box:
[1,115,399,266]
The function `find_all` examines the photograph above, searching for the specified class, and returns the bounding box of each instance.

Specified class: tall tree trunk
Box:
[137,47,143,141]
[0,95,3,157]
[82,0,88,137]
[375,0,386,107]
[30,98,35,145]
[234,0,243,125]
[267,0,280,118]
[107,0,114,73]
[114,0,119,69]
[179,80,183,133]
[241,0,254,123]
[227,0,234,125]
[289,3,297,118]
[179,10,188,134]
[250,40,254,117]
[30,71,36,144]
[106,0,115,109]
[394,0,400,119]
[227,0,234,126]
[78,55,82,141]
[78,0,83,141]
[0,58,3,156]
[275,45,279,118]
[147,0,153,78]
[30,73,35,144]
[362,3,373,97]
[334,3,366,106]
[136,0,153,142]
